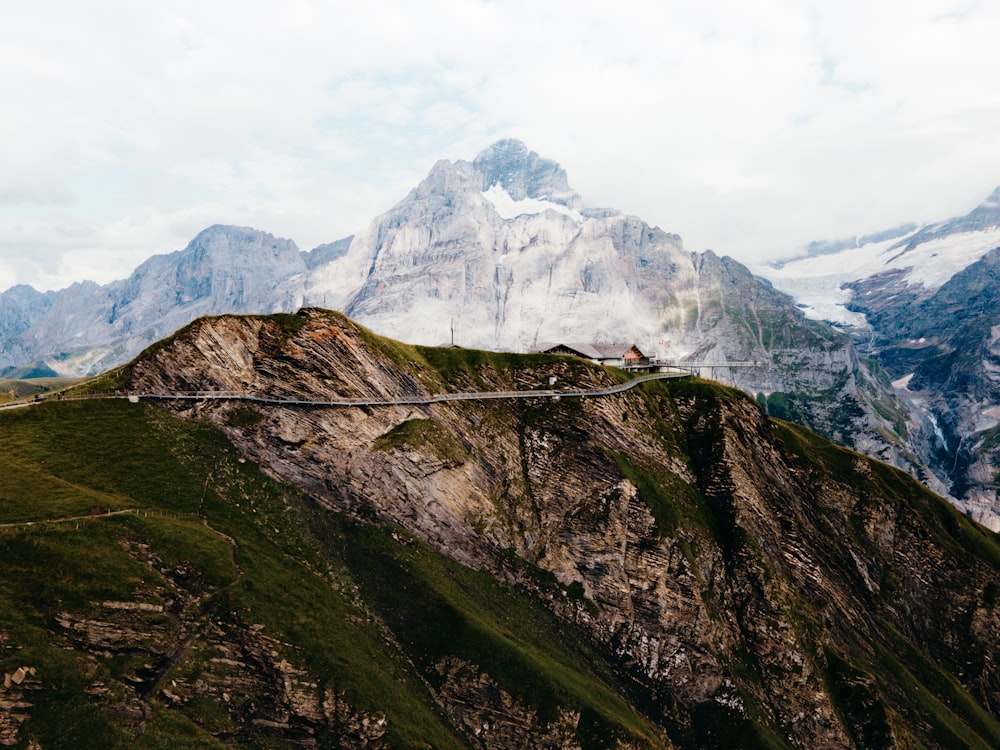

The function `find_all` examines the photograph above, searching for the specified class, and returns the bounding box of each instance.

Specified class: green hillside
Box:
[0,377,85,403]
[0,399,665,748]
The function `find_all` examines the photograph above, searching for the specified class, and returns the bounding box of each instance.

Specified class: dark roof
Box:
[543,343,645,359]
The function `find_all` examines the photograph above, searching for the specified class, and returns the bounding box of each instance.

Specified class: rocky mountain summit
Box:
[762,189,1000,531]
[4,308,994,748]
[472,138,584,209]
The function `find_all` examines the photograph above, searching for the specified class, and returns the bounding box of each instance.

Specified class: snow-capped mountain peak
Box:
[471,139,584,210]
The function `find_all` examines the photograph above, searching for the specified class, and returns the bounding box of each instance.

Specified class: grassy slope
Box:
[0,398,665,749]
[0,376,87,403]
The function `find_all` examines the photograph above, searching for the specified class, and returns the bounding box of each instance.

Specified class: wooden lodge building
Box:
[542,343,761,379]
[542,343,651,370]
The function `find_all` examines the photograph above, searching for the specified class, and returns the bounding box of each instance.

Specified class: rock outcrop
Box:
[0,225,307,377]
[118,308,1000,749]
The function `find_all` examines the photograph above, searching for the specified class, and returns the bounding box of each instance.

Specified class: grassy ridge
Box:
[4,314,999,748]
[0,400,468,747]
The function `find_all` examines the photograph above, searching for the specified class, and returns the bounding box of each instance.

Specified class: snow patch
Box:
[901,228,1000,288]
[758,226,1000,324]
[482,184,583,223]
[756,267,869,326]
[892,373,914,391]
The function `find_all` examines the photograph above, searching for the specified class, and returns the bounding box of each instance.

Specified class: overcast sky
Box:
[3,0,1000,292]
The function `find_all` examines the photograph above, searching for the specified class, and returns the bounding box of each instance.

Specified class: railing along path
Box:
[133,369,692,407]
[5,370,693,410]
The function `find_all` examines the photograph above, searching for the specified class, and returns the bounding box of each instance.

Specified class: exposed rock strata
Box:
[127,308,1000,749]
[0,509,384,748]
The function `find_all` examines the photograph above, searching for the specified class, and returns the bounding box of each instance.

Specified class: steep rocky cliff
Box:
[763,188,1000,531]
[842,246,1000,531]
[81,307,999,749]
[302,140,911,491]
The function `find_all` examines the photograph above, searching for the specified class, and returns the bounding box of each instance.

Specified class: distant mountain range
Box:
[758,188,1000,530]
[0,140,859,376]
[761,188,1000,328]
[4,139,1000,530]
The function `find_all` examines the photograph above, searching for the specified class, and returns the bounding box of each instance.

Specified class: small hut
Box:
[542,343,648,368]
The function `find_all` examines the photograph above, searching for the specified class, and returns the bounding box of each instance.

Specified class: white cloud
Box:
[0,257,16,293]
[3,0,1000,289]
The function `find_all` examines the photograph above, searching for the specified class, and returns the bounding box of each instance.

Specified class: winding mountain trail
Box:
[0,507,172,529]
[131,369,695,407]
[1,369,705,412]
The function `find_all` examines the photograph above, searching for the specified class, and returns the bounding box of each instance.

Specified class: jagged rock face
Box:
[472,138,582,207]
[843,246,1000,530]
[129,309,1000,749]
[111,224,306,326]
[0,285,52,341]
[310,140,830,364]
[303,235,352,269]
[0,285,55,372]
[324,181,694,352]
[301,142,907,476]
[761,188,1000,530]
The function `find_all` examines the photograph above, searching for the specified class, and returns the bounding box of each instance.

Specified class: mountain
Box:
[312,141,910,453]
[0,225,307,377]
[0,140,915,514]
[1,309,998,748]
[306,141,915,482]
[760,190,1000,531]
[309,139,850,358]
